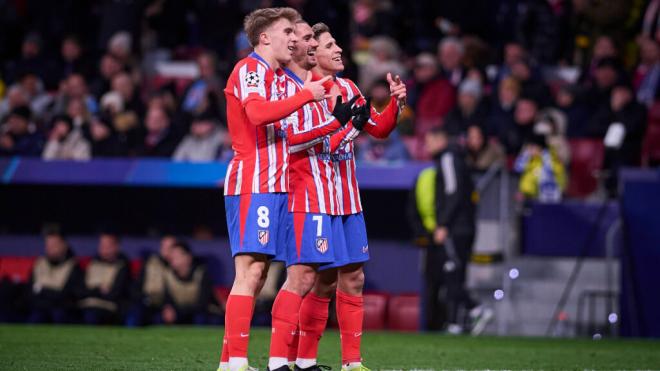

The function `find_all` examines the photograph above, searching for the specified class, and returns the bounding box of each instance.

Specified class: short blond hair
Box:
[311,22,330,40]
[244,7,301,47]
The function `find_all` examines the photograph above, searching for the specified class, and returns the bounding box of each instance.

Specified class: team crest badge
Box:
[245,71,260,87]
[258,230,269,246]
[316,237,328,254]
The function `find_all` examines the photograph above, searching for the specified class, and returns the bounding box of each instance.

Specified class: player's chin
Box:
[334,61,345,72]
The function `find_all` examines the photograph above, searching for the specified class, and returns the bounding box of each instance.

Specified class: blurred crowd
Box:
[0,232,225,325]
[1,0,660,199]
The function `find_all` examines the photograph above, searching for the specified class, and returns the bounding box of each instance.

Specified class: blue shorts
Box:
[285,213,343,267]
[225,193,289,259]
[321,212,370,270]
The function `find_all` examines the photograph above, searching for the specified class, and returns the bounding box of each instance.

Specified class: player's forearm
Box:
[329,124,361,153]
[364,97,399,139]
[245,90,315,126]
[287,118,342,153]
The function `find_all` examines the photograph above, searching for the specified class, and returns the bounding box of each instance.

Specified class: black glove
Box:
[350,97,371,131]
[332,95,360,126]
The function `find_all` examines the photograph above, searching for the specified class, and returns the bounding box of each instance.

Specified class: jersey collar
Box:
[283,68,305,86]
[249,52,271,69]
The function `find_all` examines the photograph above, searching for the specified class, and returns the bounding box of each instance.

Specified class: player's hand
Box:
[332,95,360,126]
[433,226,448,245]
[303,73,332,102]
[351,97,371,131]
[387,73,407,106]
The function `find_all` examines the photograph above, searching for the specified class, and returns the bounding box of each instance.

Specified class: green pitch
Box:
[1,325,659,370]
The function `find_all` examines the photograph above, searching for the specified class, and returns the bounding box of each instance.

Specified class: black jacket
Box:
[433,147,476,235]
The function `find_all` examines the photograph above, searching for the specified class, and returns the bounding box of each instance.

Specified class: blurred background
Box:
[0,0,659,339]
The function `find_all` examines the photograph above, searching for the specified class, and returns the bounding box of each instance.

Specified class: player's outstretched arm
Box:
[243,75,333,127]
[288,96,359,153]
[362,73,406,139]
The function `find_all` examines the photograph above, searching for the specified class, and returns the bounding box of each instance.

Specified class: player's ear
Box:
[259,31,270,46]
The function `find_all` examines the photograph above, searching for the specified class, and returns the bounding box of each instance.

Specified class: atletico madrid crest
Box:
[258,230,269,246]
[316,237,328,254]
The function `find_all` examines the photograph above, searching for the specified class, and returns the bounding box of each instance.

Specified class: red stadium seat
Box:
[567,139,605,198]
[148,75,194,97]
[214,286,231,309]
[0,256,36,283]
[130,259,143,279]
[386,294,420,331]
[77,256,92,271]
[643,113,660,166]
[362,292,389,330]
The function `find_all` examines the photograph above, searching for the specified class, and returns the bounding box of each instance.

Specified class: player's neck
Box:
[288,62,308,82]
[253,45,280,70]
[312,66,334,79]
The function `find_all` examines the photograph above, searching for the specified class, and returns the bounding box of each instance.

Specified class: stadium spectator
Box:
[53,73,99,118]
[509,58,551,107]
[555,84,591,138]
[641,0,660,43]
[79,233,130,325]
[514,134,566,202]
[407,53,456,139]
[587,61,631,136]
[106,31,137,71]
[493,42,528,86]
[443,78,489,138]
[498,96,539,156]
[181,52,225,121]
[16,73,53,122]
[581,35,619,86]
[359,36,407,93]
[90,54,123,100]
[111,72,145,120]
[3,32,54,87]
[420,127,481,333]
[438,36,466,87]
[485,77,520,137]
[135,106,181,157]
[126,235,176,327]
[0,84,30,121]
[513,0,562,64]
[0,106,43,156]
[465,124,505,172]
[56,35,92,82]
[534,108,571,165]
[28,231,84,324]
[160,241,220,325]
[590,83,647,197]
[634,37,660,107]
[87,115,128,157]
[42,114,91,161]
[356,129,410,163]
[173,112,229,163]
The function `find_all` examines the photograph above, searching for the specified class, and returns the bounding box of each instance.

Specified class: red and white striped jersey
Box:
[282,69,343,214]
[223,52,289,196]
[327,77,400,215]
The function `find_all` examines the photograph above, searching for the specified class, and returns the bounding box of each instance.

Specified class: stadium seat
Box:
[214,286,231,308]
[148,75,194,97]
[642,105,660,166]
[386,294,420,331]
[567,139,605,198]
[362,292,389,330]
[0,256,36,283]
[77,256,92,270]
[130,259,143,279]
